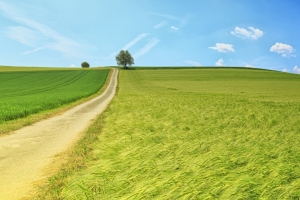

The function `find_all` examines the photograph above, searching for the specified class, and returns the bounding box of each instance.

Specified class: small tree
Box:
[81,61,90,68]
[116,50,134,69]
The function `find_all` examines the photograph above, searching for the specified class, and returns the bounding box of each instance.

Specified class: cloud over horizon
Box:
[184,60,200,66]
[216,58,224,66]
[245,64,255,68]
[293,66,300,74]
[69,64,76,67]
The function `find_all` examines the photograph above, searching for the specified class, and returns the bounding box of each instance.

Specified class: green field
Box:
[33,68,300,199]
[38,68,300,199]
[0,69,109,124]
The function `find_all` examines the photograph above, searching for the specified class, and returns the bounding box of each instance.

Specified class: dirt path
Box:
[0,69,118,200]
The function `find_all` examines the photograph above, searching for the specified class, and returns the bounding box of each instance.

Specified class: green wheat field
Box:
[34,68,300,199]
[0,69,109,124]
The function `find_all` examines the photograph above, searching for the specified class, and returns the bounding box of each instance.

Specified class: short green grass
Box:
[0,70,109,125]
[35,68,300,199]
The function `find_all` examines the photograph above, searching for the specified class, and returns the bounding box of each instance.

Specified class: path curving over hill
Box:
[0,69,118,200]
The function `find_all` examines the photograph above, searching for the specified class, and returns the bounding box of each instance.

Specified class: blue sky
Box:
[0,0,299,73]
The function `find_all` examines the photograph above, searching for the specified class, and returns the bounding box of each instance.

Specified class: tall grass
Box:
[36,68,300,199]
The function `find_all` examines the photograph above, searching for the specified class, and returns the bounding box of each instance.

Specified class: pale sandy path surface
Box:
[0,69,118,200]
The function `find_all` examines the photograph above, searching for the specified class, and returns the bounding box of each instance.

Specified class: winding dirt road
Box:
[0,69,118,200]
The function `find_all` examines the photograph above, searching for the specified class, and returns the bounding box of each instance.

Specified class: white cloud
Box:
[282,68,289,73]
[231,26,263,39]
[270,42,295,57]
[154,21,167,29]
[185,60,201,66]
[0,1,86,58]
[245,64,255,68]
[133,38,160,58]
[69,64,76,67]
[293,66,300,74]
[216,58,224,66]
[6,26,41,47]
[150,12,189,28]
[105,33,148,60]
[122,33,148,50]
[209,43,235,52]
[282,53,296,58]
[21,46,46,55]
[171,26,179,31]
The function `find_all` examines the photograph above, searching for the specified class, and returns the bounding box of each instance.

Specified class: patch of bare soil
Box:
[0,69,118,200]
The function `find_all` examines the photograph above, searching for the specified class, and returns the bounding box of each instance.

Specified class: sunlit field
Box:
[0,69,109,124]
[38,68,300,199]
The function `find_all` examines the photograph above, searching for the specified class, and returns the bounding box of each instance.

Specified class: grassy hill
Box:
[32,68,300,199]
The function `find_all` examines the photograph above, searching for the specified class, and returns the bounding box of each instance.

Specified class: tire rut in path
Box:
[0,69,118,200]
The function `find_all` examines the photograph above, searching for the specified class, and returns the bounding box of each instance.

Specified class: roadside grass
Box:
[0,67,112,136]
[34,68,300,199]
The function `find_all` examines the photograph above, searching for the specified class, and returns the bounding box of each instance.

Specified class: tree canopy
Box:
[116,50,134,69]
[81,62,90,68]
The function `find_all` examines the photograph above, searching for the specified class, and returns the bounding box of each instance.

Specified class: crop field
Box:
[38,68,300,199]
[0,69,109,124]
[0,66,80,71]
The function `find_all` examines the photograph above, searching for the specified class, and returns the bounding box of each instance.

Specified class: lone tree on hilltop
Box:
[116,50,134,69]
[81,61,90,68]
